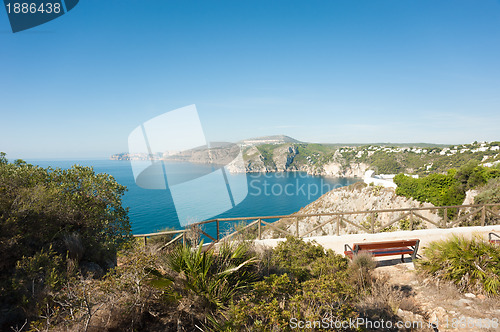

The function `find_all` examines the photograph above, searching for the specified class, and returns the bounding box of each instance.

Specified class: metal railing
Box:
[133,203,500,250]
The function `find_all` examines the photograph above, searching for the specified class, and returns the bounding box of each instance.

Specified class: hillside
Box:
[260,183,440,239]
[111,137,500,177]
[229,140,500,177]
[238,134,302,146]
[260,160,500,239]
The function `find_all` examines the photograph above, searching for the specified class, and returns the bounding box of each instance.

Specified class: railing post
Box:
[182,232,186,246]
[443,208,448,228]
[371,212,375,233]
[216,219,220,241]
[296,218,299,238]
[258,219,261,240]
[481,205,486,227]
[410,210,414,231]
[144,236,147,246]
[336,216,340,236]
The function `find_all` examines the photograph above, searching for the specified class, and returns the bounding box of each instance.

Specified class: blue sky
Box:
[1,0,500,158]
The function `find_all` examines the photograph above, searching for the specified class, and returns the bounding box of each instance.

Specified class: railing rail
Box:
[133,203,500,249]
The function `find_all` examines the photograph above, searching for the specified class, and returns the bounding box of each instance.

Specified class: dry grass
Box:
[356,274,431,331]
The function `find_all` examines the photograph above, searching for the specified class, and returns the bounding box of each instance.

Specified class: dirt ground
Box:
[374,259,500,332]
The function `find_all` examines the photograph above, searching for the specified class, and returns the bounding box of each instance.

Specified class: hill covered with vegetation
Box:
[394,160,500,209]
[235,140,500,176]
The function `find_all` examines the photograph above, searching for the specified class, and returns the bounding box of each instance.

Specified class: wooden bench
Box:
[489,232,500,245]
[344,239,420,263]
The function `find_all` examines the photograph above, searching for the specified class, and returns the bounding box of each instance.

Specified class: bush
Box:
[0,155,131,329]
[356,274,417,329]
[455,160,500,191]
[416,236,500,295]
[269,237,351,282]
[344,252,377,300]
[474,177,500,205]
[230,220,258,241]
[221,273,360,332]
[222,274,297,331]
[215,238,360,331]
[398,217,425,231]
[271,236,328,281]
[394,162,500,214]
[146,226,178,247]
[297,274,358,325]
[11,246,66,322]
[394,172,463,208]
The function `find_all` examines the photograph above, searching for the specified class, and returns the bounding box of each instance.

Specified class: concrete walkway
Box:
[254,225,500,257]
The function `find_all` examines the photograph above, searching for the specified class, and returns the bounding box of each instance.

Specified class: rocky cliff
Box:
[261,182,441,239]
[226,143,371,177]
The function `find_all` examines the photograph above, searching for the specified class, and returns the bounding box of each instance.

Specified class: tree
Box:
[0,154,131,329]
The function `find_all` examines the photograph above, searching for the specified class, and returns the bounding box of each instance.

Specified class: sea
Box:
[26,159,356,236]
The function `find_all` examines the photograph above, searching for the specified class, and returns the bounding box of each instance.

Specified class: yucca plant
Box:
[167,241,257,309]
[416,236,500,295]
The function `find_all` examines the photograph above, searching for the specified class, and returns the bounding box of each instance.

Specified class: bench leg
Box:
[401,254,405,263]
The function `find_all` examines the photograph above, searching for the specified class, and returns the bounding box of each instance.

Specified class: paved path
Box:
[254,225,500,258]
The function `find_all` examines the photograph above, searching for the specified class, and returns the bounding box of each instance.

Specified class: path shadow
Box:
[375,256,416,267]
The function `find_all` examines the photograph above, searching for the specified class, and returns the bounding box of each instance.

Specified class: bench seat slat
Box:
[354,239,419,251]
[362,248,414,257]
[344,248,413,258]
[344,251,354,258]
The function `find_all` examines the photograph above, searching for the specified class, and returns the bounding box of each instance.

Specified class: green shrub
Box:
[146,226,178,247]
[12,245,66,316]
[348,252,377,293]
[394,162,500,215]
[225,274,297,331]
[269,237,350,281]
[398,217,425,231]
[455,160,500,191]
[221,273,359,332]
[0,156,131,329]
[394,172,463,208]
[297,274,359,324]
[215,238,359,331]
[475,177,500,205]
[271,237,327,281]
[416,236,500,295]
[309,249,350,278]
[230,220,258,241]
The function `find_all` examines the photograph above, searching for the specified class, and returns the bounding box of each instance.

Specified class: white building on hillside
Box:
[363,170,418,189]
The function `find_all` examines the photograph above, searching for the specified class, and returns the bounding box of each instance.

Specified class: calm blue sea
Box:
[27,159,356,235]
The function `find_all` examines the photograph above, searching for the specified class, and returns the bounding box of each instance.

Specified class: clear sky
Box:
[1,0,500,159]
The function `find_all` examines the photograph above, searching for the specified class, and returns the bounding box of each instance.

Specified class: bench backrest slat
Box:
[354,239,419,251]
